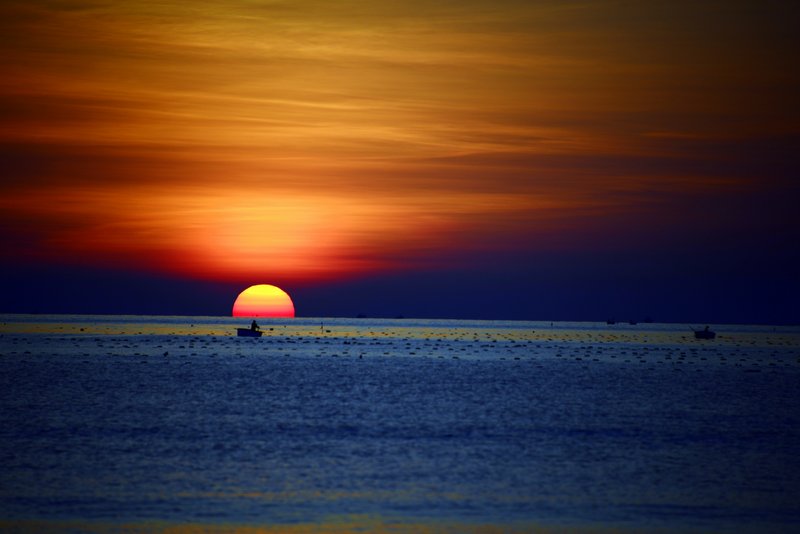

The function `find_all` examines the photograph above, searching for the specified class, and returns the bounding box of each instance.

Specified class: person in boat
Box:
[250,320,260,331]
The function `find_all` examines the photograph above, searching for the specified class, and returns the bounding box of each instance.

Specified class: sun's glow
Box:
[232,284,295,318]
[0,0,788,294]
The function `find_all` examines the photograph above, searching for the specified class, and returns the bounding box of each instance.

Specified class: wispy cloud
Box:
[1,0,797,282]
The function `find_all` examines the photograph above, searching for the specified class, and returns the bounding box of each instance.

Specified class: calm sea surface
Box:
[1,315,799,533]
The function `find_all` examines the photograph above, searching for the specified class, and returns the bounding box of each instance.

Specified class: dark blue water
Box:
[1,317,799,532]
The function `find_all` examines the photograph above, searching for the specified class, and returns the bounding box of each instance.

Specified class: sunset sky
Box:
[1,0,798,322]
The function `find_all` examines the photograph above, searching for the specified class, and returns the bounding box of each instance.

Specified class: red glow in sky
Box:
[0,1,797,321]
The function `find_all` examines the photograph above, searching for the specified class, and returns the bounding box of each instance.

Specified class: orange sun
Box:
[232,284,295,318]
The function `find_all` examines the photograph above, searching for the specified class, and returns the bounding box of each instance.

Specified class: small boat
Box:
[236,328,262,337]
[693,327,716,340]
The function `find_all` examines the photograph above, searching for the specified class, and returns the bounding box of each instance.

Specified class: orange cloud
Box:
[1,1,796,284]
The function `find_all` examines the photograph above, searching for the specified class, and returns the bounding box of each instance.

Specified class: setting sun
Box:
[232,284,295,318]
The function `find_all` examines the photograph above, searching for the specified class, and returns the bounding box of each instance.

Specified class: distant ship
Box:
[236,328,262,337]
[693,326,716,340]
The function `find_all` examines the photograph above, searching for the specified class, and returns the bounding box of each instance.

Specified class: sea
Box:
[1,315,799,533]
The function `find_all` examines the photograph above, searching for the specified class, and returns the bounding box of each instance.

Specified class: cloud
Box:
[1,0,798,292]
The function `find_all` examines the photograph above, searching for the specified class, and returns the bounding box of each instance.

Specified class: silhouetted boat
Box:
[692,326,716,340]
[236,328,262,337]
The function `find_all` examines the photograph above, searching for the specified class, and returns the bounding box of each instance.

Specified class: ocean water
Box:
[1,315,799,533]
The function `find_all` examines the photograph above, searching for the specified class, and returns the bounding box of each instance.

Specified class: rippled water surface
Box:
[1,316,799,532]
